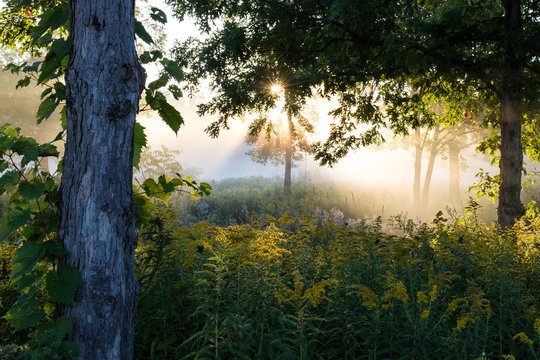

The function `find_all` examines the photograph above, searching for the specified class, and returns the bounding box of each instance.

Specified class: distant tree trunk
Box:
[421,125,440,216]
[283,111,293,195]
[58,0,145,359]
[448,142,461,206]
[413,128,423,216]
[498,0,524,227]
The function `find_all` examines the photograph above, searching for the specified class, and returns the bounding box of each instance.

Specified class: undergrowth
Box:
[132,210,540,360]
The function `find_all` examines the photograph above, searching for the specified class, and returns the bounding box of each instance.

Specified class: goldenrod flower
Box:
[513,332,534,346]
[429,285,438,302]
[421,310,429,319]
[417,291,428,304]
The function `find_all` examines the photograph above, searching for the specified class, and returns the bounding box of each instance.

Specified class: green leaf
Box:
[168,84,182,100]
[51,37,71,58]
[150,7,167,24]
[45,265,81,304]
[54,82,66,100]
[148,91,167,110]
[10,240,45,281]
[0,170,21,195]
[19,180,45,200]
[200,182,213,195]
[134,194,156,228]
[135,20,154,44]
[37,52,62,84]
[16,76,31,89]
[33,316,72,344]
[13,136,39,159]
[140,50,163,64]
[23,61,41,73]
[148,73,170,93]
[18,269,45,298]
[38,143,60,157]
[48,4,69,31]
[158,175,175,194]
[141,178,159,197]
[4,63,21,74]
[133,122,147,168]
[44,242,66,257]
[59,341,79,357]
[3,298,45,332]
[161,58,184,82]
[13,137,40,166]
[60,105,67,130]
[140,51,153,64]
[36,95,59,123]
[141,177,173,203]
[157,99,184,134]
[41,87,53,99]
[54,316,71,339]
[5,208,32,237]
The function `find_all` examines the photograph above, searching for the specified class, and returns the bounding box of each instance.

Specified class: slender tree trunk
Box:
[421,125,440,216]
[59,1,145,359]
[413,129,423,216]
[448,143,461,206]
[498,0,524,227]
[283,111,293,196]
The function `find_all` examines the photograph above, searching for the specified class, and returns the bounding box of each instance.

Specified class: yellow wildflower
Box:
[454,315,475,332]
[303,281,330,308]
[421,310,429,319]
[501,356,516,360]
[381,273,410,303]
[513,332,534,346]
[534,318,540,335]
[417,291,428,304]
[447,298,462,313]
[429,285,438,302]
[351,285,379,310]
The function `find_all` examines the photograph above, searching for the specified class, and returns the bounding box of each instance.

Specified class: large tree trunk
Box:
[420,125,440,217]
[283,111,293,196]
[413,129,423,216]
[58,0,145,359]
[498,0,524,227]
[448,142,461,207]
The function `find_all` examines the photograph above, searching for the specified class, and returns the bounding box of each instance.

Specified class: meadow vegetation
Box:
[2,181,539,359]
[136,205,540,359]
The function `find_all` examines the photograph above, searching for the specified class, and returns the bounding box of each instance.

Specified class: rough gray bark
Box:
[498,0,524,227]
[58,0,145,359]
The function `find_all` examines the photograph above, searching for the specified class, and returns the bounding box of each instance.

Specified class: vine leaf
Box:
[19,180,45,200]
[133,122,147,168]
[3,298,45,332]
[10,239,45,282]
[46,265,82,304]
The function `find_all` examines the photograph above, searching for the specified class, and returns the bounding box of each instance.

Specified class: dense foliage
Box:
[132,210,540,359]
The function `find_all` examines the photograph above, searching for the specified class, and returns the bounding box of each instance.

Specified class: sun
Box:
[270,83,284,96]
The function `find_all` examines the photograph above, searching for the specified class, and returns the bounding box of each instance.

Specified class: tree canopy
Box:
[169,0,539,226]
